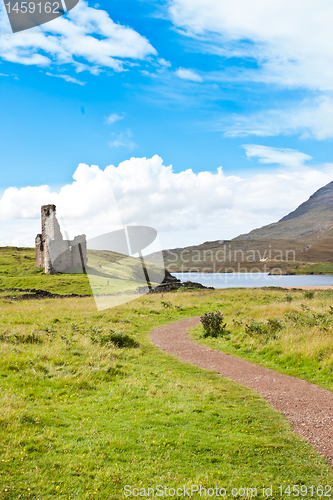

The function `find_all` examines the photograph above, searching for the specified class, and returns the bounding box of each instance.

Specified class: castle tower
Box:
[35,205,62,274]
[35,205,87,274]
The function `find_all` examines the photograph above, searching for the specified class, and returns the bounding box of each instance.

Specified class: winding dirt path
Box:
[150,317,333,466]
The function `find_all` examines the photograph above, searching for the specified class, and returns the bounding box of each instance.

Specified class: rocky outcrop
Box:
[136,280,214,294]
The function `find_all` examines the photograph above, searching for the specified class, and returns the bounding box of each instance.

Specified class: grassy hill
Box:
[0,247,90,296]
[0,247,166,298]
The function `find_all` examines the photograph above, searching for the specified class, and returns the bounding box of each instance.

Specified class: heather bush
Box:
[200,311,227,338]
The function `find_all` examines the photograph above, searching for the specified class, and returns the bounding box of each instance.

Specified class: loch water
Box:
[173,272,333,289]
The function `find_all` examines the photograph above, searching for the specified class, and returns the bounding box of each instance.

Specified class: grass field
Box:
[0,247,165,298]
[1,287,333,499]
[190,288,333,392]
[293,263,333,275]
[0,247,91,297]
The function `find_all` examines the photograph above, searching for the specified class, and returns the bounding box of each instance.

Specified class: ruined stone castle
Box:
[36,205,87,274]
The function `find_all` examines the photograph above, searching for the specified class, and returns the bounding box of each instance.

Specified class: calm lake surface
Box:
[173,272,333,288]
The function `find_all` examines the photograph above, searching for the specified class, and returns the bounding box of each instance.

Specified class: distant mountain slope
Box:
[235,180,333,241]
[150,180,333,274]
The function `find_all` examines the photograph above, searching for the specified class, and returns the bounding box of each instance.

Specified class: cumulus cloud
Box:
[0,1,156,73]
[1,152,333,248]
[176,68,203,82]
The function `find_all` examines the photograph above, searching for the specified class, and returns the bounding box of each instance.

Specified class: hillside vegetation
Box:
[0,247,166,298]
[156,238,333,274]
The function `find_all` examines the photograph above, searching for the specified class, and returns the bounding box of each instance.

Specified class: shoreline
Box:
[171,270,333,276]
[284,285,333,290]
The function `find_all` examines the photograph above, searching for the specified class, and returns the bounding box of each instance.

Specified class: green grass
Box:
[189,288,333,391]
[0,247,165,297]
[0,247,92,295]
[1,289,333,499]
[0,247,38,276]
[293,263,333,275]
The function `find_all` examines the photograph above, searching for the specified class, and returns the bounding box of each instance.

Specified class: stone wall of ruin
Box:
[35,204,87,274]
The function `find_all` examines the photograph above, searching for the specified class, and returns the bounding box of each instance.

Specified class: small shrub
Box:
[245,318,283,338]
[245,321,267,336]
[0,330,11,342]
[303,291,315,299]
[0,331,43,344]
[22,332,43,344]
[108,332,139,348]
[266,318,283,333]
[42,325,55,333]
[284,312,302,325]
[232,318,243,327]
[285,294,293,302]
[200,312,227,338]
[91,330,139,348]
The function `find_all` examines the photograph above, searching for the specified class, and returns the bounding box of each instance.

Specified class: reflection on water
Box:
[173,272,333,289]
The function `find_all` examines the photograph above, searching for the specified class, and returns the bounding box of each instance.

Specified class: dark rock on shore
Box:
[0,288,90,300]
[268,271,296,276]
[162,270,181,284]
[136,280,214,294]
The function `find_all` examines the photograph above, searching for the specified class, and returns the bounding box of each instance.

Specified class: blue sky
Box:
[0,0,332,248]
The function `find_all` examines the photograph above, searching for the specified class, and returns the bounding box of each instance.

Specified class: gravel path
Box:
[150,317,333,466]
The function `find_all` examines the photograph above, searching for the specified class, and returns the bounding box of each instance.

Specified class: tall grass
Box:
[191,289,333,390]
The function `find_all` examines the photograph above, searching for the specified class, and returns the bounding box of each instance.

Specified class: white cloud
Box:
[0,1,156,73]
[105,113,124,125]
[1,152,333,248]
[243,145,312,170]
[109,129,135,149]
[168,0,333,91]
[224,96,333,140]
[176,68,203,82]
[46,71,86,85]
[158,58,172,68]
